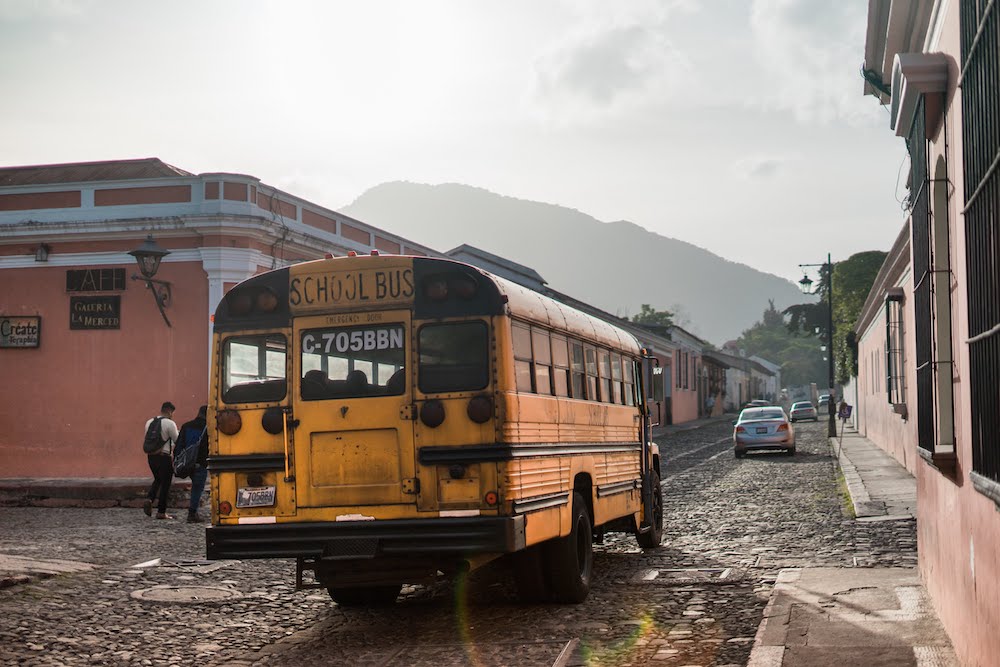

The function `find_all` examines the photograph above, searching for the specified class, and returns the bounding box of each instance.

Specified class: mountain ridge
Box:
[340,181,805,343]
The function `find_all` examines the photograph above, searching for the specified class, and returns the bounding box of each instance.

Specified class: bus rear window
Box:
[419,322,489,393]
[222,334,287,403]
[300,324,406,400]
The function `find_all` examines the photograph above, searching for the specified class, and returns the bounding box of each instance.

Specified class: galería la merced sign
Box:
[0,316,41,348]
[70,296,120,330]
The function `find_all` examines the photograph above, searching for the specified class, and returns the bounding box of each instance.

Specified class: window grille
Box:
[961,0,1000,484]
[909,96,936,452]
[886,296,906,405]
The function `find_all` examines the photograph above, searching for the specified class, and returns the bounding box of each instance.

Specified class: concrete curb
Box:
[0,477,194,508]
[829,436,882,518]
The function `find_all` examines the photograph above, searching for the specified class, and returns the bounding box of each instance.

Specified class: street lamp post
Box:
[798,253,837,438]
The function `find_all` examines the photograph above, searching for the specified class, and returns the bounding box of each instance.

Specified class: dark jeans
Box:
[188,464,208,515]
[146,454,173,514]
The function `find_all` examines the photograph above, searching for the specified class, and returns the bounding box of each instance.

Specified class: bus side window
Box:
[624,358,636,406]
[598,349,612,404]
[512,322,534,393]
[551,334,570,397]
[531,327,553,396]
[570,341,586,399]
[611,352,623,404]
[584,345,598,402]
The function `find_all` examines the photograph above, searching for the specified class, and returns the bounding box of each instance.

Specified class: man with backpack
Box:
[176,405,209,523]
[143,401,179,520]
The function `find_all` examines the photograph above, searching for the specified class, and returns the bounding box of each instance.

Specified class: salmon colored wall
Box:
[855,277,918,475]
[912,8,1000,666]
[0,260,209,478]
[0,190,81,211]
[671,349,699,424]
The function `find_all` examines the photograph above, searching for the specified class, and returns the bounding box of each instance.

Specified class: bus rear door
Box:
[292,311,415,510]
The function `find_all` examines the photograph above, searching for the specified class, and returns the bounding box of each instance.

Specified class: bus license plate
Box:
[237,485,276,508]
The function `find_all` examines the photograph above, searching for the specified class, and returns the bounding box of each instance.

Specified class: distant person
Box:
[705,395,715,417]
[177,405,209,523]
[143,401,179,520]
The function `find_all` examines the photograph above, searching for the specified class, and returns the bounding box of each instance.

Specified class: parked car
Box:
[743,399,773,409]
[818,394,831,409]
[733,407,796,457]
[789,401,818,422]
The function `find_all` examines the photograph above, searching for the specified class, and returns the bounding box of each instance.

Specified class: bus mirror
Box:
[650,366,665,402]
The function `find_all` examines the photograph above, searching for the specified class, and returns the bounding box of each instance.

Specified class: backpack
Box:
[142,417,166,454]
[173,425,205,479]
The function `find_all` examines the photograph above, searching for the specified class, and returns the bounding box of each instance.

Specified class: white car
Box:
[789,401,818,422]
[734,407,796,457]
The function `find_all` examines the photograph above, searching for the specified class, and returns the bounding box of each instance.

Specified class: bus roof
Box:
[213,255,642,353]
[493,274,641,354]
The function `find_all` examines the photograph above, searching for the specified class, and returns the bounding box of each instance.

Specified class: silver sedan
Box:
[733,407,796,458]
[789,401,818,422]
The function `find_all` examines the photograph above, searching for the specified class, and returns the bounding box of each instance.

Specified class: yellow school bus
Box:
[205,253,662,604]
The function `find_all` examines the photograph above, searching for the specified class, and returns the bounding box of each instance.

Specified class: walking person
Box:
[177,405,209,523]
[143,401,179,520]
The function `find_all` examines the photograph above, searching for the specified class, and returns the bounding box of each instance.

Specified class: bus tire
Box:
[327,584,402,607]
[544,491,592,603]
[636,468,663,549]
[512,544,549,602]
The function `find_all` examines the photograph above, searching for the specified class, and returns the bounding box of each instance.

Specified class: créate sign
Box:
[0,316,41,348]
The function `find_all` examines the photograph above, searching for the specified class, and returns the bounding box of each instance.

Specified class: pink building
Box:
[853,223,919,475]
[863,2,1000,664]
[668,325,704,424]
[0,158,434,479]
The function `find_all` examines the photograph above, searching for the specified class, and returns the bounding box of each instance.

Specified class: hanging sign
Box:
[0,316,41,348]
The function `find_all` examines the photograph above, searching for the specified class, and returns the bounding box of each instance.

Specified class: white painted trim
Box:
[0,248,206,269]
[890,52,949,137]
[924,0,950,52]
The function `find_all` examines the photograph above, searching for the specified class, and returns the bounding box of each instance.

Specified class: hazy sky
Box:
[0,0,907,283]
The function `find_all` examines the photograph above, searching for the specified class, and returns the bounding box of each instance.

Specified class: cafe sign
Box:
[70,296,121,330]
[0,316,41,348]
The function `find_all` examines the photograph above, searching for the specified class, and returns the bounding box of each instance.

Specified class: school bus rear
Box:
[205,255,525,598]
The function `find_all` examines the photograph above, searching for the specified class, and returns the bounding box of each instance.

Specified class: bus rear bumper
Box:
[205,515,526,560]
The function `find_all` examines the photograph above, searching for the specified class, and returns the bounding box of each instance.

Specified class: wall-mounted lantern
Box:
[34,244,50,262]
[128,234,172,327]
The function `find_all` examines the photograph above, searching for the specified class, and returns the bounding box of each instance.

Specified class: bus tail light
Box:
[219,500,232,515]
[228,291,253,316]
[424,278,448,301]
[217,409,243,436]
[261,407,284,435]
[450,275,477,299]
[255,288,279,313]
[420,400,446,427]
[484,491,498,506]
[467,395,492,423]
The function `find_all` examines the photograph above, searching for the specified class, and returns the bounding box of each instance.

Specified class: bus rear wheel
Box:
[327,584,402,607]
[544,491,592,603]
[636,468,663,549]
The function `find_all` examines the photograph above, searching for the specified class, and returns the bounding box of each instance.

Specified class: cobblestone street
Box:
[0,421,918,666]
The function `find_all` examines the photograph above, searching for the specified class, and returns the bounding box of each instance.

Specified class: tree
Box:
[736,300,826,387]
[632,304,673,327]
[832,251,887,384]
[783,252,887,385]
